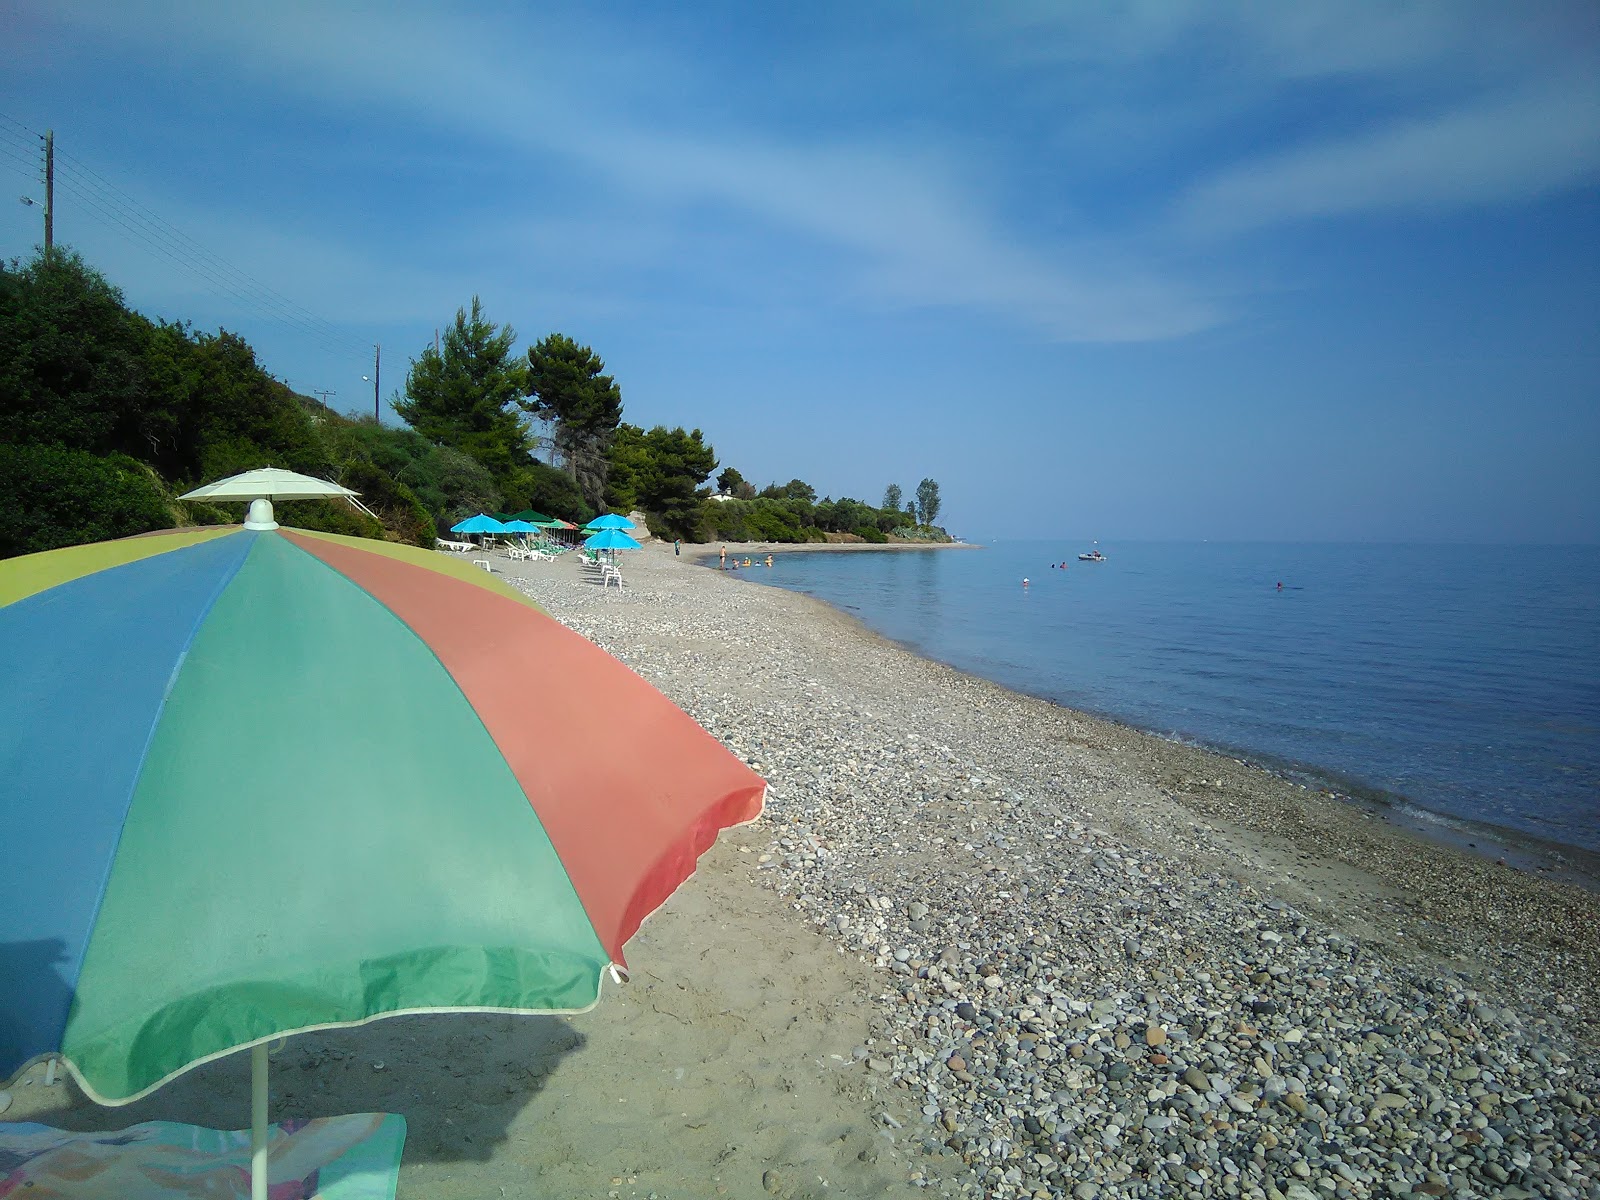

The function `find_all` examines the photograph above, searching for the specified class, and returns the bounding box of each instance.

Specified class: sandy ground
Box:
[7,540,1595,1200]
[5,830,929,1199]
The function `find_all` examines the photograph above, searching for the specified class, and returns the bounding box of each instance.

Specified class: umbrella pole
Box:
[251,1043,269,1200]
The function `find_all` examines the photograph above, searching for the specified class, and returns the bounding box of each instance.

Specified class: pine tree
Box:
[394,298,530,485]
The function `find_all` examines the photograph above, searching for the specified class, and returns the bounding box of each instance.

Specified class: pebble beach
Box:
[510,542,1598,1200]
[7,539,1594,1200]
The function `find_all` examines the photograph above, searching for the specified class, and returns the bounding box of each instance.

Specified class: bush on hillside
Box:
[276,497,387,541]
[0,443,173,557]
[503,460,591,526]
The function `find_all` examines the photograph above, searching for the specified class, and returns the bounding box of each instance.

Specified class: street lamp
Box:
[361,343,380,423]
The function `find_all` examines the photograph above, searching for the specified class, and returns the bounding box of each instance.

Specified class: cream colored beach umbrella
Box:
[180,467,378,530]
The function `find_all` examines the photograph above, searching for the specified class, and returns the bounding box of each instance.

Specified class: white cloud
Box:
[968,0,1593,84]
[41,0,1595,342]
[50,1,1218,342]
[966,2,1600,230]
[1181,75,1600,233]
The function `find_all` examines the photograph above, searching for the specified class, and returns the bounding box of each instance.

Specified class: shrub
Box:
[0,443,174,558]
[276,497,386,541]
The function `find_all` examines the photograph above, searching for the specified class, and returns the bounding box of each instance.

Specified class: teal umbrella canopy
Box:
[508,510,551,524]
[584,514,635,532]
[501,520,538,534]
[451,514,509,534]
[583,528,643,551]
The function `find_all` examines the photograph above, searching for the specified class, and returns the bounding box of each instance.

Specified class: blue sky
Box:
[3,2,1597,542]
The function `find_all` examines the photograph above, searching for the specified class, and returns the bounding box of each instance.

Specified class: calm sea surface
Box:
[747,542,1600,854]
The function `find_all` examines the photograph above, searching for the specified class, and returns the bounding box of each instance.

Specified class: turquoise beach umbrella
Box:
[583,528,643,551]
[583,514,635,532]
[450,514,509,534]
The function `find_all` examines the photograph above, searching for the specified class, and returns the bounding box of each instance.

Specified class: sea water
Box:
[748,542,1600,854]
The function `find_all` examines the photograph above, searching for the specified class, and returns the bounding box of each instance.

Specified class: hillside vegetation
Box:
[0,249,948,556]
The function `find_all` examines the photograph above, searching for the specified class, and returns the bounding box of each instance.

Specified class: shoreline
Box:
[521,546,1599,1198]
[13,542,1593,1200]
[699,543,1599,891]
[608,544,1600,1019]
[694,538,983,562]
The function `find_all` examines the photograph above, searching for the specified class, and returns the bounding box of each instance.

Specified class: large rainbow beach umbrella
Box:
[0,476,764,1194]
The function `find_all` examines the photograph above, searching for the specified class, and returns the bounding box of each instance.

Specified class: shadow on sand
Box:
[8,1012,585,1168]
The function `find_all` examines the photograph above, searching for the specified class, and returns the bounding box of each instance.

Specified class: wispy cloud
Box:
[53,1,1219,342]
[965,1,1600,231]
[1180,75,1600,233]
[38,1,1597,344]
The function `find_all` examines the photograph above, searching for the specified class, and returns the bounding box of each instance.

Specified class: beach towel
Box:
[0,1113,404,1199]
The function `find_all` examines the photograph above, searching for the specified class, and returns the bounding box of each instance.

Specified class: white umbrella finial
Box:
[243,498,277,531]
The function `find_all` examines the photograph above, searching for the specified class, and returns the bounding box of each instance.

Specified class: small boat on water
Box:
[1078,549,1107,562]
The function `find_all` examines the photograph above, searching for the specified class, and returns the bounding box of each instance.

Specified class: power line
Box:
[54,149,366,355]
[0,145,39,177]
[1,112,371,363]
[54,159,368,356]
[51,171,361,358]
[0,133,44,178]
[47,172,361,359]
[0,126,41,154]
[0,127,45,183]
[0,113,42,141]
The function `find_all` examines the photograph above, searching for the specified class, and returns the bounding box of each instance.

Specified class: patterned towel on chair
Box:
[0,1113,405,1199]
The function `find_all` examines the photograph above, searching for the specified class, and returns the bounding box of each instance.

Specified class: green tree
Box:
[523,333,623,512]
[716,466,745,496]
[761,478,817,504]
[604,423,652,514]
[643,426,717,537]
[394,298,530,485]
[0,444,173,556]
[181,330,328,484]
[882,482,902,512]
[0,246,454,552]
[506,460,591,524]
[915,477,941,527]
[0,250,148,457]
[605,424,717,538]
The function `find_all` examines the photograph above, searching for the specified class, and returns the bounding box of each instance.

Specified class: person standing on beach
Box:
[674,539,681,556]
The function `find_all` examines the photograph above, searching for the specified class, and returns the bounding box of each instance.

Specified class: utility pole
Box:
[313,389,337,409]
[373,344,381,423]
[43,129,52,255]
